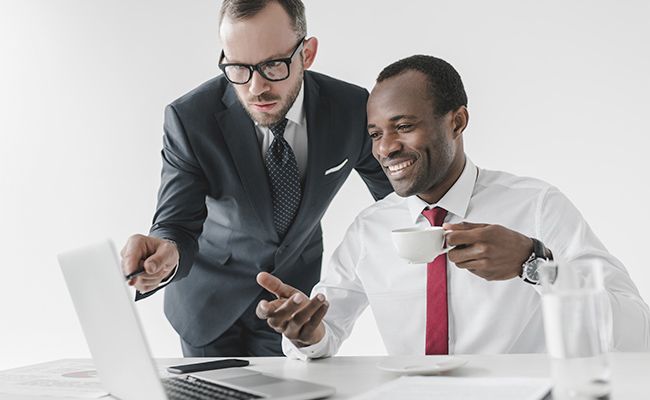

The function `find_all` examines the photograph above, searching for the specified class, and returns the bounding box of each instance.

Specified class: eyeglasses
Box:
[218,37,305,85]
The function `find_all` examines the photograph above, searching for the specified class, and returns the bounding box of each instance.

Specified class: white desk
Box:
[2,353,649,399]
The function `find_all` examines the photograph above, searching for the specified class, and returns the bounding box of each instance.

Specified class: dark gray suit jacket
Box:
[146,70,392,347]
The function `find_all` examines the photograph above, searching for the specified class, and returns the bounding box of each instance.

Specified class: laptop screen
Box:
[58,239,168,399]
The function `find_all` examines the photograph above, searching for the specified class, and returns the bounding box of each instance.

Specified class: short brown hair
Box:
[219,0,307,38]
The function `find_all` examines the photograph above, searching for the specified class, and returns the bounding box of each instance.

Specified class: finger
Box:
[256,297,292,319]
[122,236,178,276]
[138,283,160,294]
[297,300,329,343]
[257,272,300,300]
[443,221,488,231]
[120,235,147,275]
[256,291,300,325]
[256,299,273,319]
[142,253,164,274]
[453,256,486,271]
[453,254,520,281]
[448,241,488,265]
[283,293,327,339]
[125,259,145,287]
[461,263,504,281]
[445,225,490,248]
[131,274,163,293]
[142,241,178,274]
[131,277,158,293]
[128,262,175,290]
[266,293,309,328]
[135,272,167,284]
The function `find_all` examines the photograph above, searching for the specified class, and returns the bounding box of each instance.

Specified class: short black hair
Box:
[377,55,468,117]
[219,0,307,39]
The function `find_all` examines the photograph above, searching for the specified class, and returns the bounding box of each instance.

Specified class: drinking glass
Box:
[539,258,611,400]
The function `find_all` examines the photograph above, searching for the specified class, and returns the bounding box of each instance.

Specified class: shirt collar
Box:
[285,82,305,126]
[406,156,477,223]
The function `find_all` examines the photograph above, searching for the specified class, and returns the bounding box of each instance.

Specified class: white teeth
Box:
[388,159,414,172]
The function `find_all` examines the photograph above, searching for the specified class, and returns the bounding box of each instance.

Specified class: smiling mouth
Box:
[386,159,415,175]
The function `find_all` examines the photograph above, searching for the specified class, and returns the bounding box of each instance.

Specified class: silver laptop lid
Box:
[58,239,167,400]
[58,239,335,400]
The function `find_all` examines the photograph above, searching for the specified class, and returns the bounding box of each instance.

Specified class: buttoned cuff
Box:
[282,335,329,361]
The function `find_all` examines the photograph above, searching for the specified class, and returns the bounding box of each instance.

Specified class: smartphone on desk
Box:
[167,358,250,374]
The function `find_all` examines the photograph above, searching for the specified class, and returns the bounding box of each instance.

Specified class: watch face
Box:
[525,259,541,281]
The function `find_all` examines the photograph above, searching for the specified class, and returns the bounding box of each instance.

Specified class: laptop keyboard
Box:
[163,375,264,400]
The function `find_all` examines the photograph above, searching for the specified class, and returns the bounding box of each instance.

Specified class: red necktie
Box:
[422,207,449,355]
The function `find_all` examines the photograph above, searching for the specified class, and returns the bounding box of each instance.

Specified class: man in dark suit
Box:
[120,0,392,357]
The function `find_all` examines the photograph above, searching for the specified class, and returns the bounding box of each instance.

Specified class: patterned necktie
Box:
[266,118,301,238]
[421,207,449,355]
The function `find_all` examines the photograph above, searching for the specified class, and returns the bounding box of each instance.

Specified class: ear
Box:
[302,37,318,70]
[451,106,469,138]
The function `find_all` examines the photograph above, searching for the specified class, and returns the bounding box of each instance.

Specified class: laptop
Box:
[57,239,335,400]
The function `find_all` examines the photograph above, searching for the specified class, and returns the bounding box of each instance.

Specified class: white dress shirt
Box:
[255,84,308,183]
[284,157,650,359]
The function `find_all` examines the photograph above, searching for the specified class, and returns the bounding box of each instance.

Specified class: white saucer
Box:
[376,355,467,375]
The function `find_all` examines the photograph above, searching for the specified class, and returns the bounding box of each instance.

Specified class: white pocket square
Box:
[324,158,348,175]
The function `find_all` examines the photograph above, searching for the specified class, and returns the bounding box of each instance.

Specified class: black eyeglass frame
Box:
[218,37,306,85]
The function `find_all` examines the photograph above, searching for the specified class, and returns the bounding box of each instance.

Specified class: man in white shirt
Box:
[255,55,650,359]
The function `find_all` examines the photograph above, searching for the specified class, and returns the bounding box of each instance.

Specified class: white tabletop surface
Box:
[2,352,649,399]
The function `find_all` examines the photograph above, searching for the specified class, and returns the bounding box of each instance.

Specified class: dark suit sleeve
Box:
[353,130,393,200]
[147,104,209,283]
[349,88,392,200]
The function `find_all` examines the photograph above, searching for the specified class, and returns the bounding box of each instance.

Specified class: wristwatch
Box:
[520,238,552,285]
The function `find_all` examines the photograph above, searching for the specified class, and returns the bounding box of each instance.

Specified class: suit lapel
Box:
[283,72,332,243]
[216,85,277,240]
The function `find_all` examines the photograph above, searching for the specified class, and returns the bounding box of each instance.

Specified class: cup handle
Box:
[441,230,455,254]
[439,245,456,255]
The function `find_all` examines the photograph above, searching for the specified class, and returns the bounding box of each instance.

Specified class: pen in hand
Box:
[125,267,146,282]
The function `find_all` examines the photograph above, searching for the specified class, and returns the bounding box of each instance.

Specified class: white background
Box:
[1,0,648,371]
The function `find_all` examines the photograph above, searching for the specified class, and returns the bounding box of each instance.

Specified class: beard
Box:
[239,68,304,128]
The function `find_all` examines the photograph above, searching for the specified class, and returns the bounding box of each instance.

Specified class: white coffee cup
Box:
[391,226,455,264]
